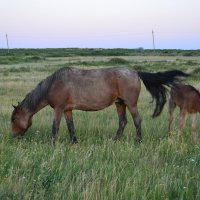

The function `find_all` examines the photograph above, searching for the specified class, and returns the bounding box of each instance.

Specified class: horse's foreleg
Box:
[178,109,188,137]
[113,102,127,141]
[51,108,62,146]
[191,114,197,140]
[127,105,142,143]
[64,110,77,144]
[168,98,176,136]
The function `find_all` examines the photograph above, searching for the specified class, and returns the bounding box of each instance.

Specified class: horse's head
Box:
[11,104,32,137]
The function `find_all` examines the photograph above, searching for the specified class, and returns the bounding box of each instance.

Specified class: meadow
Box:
[0,49,200,200]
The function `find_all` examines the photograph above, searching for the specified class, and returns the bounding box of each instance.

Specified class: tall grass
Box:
[0,51,199,199]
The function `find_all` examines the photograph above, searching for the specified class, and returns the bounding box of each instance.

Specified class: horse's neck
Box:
[30,100,48,115]
[26,101,48,117]
[21,88,49,116]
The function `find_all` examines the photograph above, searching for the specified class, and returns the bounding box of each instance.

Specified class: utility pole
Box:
[152,30,155,51]
[6,34,10,54]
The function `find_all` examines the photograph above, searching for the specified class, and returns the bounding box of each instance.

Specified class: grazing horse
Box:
[168,83,200,139]
[11,67,187,145]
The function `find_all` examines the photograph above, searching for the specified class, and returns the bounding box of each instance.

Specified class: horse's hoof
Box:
[51,138,56,147]
[71,136,78,144]
[113,135,121,141]
[72,140,78,145]
[135,138,142,144]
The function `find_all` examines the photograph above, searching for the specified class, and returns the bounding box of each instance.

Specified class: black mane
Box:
[20,67,72,111]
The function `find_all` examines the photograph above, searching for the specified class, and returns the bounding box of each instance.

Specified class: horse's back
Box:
[171,83,199,99]
[171,83,200,112]
[53,67,140,90]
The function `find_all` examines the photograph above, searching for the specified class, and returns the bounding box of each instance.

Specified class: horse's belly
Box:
[71,82,116,105]
[70,97,115,111]
[66,91,116,111]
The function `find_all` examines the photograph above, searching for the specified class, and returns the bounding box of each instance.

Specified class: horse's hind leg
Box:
[178,109,188,137]
[127,104,142,143]
[52,108,63,146]
[191,114,197,140]
[64,110,77,144]
[168,97,176,135]
[113,102,127,141]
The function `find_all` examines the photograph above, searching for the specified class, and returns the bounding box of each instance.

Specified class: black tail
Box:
[138,70,189,117]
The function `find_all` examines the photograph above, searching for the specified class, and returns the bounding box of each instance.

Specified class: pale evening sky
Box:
[0,0,200,49]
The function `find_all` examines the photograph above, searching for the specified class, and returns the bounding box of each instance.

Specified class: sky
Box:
[0,0,200,49]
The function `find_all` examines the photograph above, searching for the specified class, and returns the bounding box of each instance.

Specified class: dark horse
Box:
[167,83,200,139]
[11,67,187,145]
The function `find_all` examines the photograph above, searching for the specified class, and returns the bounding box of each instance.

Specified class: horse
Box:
[11,67,188,145]
[167,83,200,139]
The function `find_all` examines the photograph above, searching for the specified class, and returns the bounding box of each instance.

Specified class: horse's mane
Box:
[20,67,72,111]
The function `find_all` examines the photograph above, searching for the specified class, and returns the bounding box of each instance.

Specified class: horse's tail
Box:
[138,70,189,117]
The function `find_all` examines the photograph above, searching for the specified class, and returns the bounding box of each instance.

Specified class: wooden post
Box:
[6,34,10,54]
[152,30,155,51]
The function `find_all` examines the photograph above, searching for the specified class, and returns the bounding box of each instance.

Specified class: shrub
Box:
[108,58,129,65]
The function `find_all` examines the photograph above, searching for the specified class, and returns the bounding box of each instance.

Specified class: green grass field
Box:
[0,49,200,200]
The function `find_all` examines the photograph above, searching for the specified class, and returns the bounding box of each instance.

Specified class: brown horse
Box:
[168,83,200,139]
[11,67,187,145]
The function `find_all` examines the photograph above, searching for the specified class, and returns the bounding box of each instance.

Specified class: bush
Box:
[108,58,129,65]
[25,56,44,62]
[9,67,31,73]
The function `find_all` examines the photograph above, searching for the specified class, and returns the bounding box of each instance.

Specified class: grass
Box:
[0,49,200,200]
[1,48,200,57]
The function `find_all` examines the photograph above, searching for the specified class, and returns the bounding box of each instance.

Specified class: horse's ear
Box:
[12,105,17,109]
